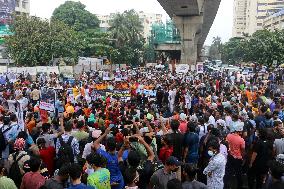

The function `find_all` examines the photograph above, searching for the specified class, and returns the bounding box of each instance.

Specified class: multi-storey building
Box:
[232,0,248,37]
[263,8,284,30]
[15,0,30,15]
[233,0,284,37]
[97,11,163,40]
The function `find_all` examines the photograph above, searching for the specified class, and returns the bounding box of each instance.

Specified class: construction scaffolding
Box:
[149,20,181,45]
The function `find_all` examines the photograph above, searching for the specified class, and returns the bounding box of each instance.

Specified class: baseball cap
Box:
[166,156,182,166]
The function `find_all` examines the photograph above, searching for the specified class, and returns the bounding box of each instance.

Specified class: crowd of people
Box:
[0,66,284,189]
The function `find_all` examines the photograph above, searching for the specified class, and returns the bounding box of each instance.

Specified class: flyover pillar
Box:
[173,16,203,65]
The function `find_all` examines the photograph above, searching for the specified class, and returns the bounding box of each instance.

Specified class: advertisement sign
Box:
[0,0,16,24]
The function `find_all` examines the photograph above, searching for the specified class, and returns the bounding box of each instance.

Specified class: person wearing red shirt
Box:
[20,157,45,189]
[159,135,173,164]
[37,138,56,176]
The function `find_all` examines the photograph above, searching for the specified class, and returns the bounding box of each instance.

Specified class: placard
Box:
[40,87,56,112]
[103,71,111,81]
[196,62,204,74]
[0,66,7,73]
[176,64,189,73]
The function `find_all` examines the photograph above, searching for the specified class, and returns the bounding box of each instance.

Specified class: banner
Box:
[0,0,15,24]
[59,66,73,75]
[90,90,106,101]
[106,90,131,101]
[176,64,189,73]
[136,89,157,97]
[16,67,26,74]
[0,66,7,73]
[26,67,37,75]
[47,66,59,74]
[36,66,48,73]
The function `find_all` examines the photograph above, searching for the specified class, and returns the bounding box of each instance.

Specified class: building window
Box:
[16,0,20,7]
[257,16,267,20]
[257,23,262,26]
[22,1,27,9]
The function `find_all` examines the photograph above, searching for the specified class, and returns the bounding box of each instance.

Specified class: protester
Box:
[68,163,94,189]
[0,65,283,189]
[20,156,45,189]
[203,138,226,189]
[0,163,17,189]
[150,156,181,189]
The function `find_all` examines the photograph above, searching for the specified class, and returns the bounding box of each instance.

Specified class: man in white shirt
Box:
[82,130,105,159]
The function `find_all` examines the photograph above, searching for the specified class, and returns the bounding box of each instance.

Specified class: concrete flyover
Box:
[157,0,221,65]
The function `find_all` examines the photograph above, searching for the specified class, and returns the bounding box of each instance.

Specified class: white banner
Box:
[39,101,55,112]
[47,66,59,74]
[36,66,48,73]
[176,64,189,73]
[26,67,37,75]
[0,66,7,73]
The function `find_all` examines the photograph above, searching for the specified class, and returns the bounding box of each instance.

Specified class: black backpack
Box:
[9,152,26,188]
[0,126,12,151]
[57,136,75,168]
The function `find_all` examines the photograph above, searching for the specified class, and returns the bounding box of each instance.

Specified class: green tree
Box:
[6,15,81,66]
[79,29,113,57]
[51,1,99,32]
[109,10,144,65]
[209,36,222,60]
[244,30,284,66]
[221,37,246,64]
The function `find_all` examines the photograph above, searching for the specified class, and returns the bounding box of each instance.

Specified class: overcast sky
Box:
[30,0,234,45]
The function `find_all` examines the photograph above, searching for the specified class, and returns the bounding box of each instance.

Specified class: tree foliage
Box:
[221,37,246,65]
[222,30,284,66]
[6,15,82,66]
[209,36,222,60]
[109,10,144,65]
[51,1,99,32]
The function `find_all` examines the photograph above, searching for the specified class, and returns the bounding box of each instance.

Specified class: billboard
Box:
[0,0,16,24]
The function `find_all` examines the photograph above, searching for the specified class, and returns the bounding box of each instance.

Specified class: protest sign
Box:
[136,89,157,97]
[106,90,131,101]
[196,62,204,74]
[176,64,189,73]
[103,71,111,81]
[40,87,56,111]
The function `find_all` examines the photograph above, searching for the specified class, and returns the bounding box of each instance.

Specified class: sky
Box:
[30,0,234,45]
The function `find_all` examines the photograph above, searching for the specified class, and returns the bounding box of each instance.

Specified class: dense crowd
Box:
[0,67,284,189]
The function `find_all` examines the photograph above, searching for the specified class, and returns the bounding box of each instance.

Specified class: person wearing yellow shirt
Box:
[66,104,75,114]
[101,83,107,90]
[73,86,79,97]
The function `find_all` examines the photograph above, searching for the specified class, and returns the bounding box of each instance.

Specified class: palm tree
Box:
[109,10,143,48]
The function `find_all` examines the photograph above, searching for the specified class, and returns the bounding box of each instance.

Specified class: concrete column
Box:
[173,16,203,65]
